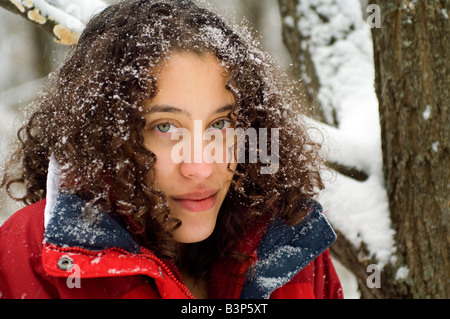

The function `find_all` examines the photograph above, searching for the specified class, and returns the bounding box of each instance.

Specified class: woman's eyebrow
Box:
[213,104,234,115]
[144,105,189,116]
[144,104,235,116]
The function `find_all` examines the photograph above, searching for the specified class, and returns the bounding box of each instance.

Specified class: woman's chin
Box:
[172,220,217,244]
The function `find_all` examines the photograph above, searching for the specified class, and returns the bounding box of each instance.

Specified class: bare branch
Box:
[325,161,369,182]
[0,0,83,45]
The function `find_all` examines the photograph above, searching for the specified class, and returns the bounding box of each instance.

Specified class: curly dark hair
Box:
[1,0,324,280]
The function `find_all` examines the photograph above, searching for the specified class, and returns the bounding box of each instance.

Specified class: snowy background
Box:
[0,0,397,299]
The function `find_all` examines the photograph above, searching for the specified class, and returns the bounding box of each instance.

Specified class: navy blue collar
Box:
[240,201,336,299]
[44,193,141,254]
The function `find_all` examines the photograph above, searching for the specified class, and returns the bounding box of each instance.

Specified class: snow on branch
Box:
[292,0,396,267]
[0,0,107,45]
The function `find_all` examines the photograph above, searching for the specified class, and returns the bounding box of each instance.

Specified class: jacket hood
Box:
[44,191,336,299]
[44,156,141,254]
[43,158,337,299]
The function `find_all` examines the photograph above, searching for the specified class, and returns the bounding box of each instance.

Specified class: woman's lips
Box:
[171,190,219,212]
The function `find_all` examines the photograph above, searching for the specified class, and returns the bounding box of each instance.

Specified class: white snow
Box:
[422,105,432,120]
[395,266,409,280]
[431,141,439,153]
[296,0,396,267]
[26,0,107,35]
[44,155,61,228]
[283,16,295,28]
[442,9,449,19]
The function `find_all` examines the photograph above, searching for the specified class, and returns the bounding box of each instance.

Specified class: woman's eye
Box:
[210,119,232,130]
[154,122,175,133]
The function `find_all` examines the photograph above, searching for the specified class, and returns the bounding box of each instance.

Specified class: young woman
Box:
[0,0,342,299]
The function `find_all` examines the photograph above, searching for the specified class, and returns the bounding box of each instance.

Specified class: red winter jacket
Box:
[0,194,343,299]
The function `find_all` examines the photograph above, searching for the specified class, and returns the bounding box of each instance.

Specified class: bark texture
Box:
[278,0,326,123]
[370,0,449,298]
[279,0,449,298]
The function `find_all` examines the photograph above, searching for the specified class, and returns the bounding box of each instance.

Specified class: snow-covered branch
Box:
[281,0,396,275]
[0,0,107,45]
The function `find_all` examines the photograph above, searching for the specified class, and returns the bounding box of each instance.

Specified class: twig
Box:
[0,0,79,45]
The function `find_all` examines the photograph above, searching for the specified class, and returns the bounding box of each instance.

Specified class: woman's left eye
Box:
[210,119,232,130]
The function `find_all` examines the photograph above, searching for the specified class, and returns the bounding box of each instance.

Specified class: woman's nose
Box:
[179,140,216,180]
[179,157,215,180]
[177,121,216,179]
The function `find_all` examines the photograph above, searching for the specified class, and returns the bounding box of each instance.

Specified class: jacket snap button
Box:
[57,256,74,271]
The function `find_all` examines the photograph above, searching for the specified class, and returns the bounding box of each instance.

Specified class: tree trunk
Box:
[278,0,327,123]
[370,0,449,298]
[278,0,449,298]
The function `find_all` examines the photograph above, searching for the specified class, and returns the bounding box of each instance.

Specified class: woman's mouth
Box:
[171,189,219,212]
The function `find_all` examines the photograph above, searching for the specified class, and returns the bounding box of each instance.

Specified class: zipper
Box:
[48,244,125,256]
[140,247,195,299]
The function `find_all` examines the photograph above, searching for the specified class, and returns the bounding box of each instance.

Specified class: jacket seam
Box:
[42,243,195,299]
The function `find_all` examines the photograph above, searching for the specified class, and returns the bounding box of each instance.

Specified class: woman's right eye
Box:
[154,122,176,133]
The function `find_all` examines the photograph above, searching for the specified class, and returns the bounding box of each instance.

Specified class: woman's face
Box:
[143,52,237,243]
